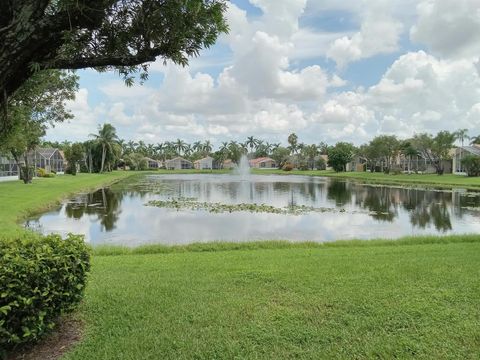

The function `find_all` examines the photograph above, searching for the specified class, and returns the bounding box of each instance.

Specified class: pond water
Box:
[26,174,480,246]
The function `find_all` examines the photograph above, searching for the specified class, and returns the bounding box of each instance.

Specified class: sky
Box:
[46,0,480,147]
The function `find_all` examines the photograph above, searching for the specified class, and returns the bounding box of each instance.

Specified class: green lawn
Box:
[252,169,480,189]
[2,171,480,358]
[0,171,140,236]
[63,238,480,359]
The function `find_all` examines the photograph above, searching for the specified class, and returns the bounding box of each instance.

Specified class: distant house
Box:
[223,159,235,169]
[0,147,65,178]
[28,148,65,173]
[249,157,276,169]
[452,145,480,174]
[194,156,216,170]
[346,156,367,172]
[0,155,18,177]
[145,157,161,169]
[165,157,192,170]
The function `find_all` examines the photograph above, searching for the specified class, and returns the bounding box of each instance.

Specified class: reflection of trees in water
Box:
[354,185,397,222]
[352,185,454,230]
[327,180,352,207]
[65,188,123,231]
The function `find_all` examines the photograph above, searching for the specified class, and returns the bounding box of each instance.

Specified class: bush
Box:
[461,154,480,177]
[36,168,55,178]
[0,234,90,351]
[282,163,294,171]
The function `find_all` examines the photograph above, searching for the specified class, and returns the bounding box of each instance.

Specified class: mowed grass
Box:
[63,239,480,359]
[252,169,480,190]
[0,171,140,236]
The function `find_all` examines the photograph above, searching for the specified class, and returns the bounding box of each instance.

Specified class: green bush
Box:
[0,234,90,351]
[36,168,55,178]
[461,154,480,177]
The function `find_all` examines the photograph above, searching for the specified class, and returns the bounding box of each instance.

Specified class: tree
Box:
[0,70,78,183]
[245,136,258,154]
[301,144,319,170]
[90,124,119,173]
[287,133,299,155]
[327,142,355,172]
[271,147,290,168]
[0,1,228,135]
[461,155,480,177]
[470,135,480,145]
[125,153,148,171]
[174,139,187,156]
[64,143,85,175]
[369,135,400,173]
[1,70,78,144]
[400,141,419,173]
[412,131,456,175]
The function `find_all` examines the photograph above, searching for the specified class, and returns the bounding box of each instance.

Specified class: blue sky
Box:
[47,0,480,147]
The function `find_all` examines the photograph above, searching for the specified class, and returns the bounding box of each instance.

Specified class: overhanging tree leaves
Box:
[0,0,228,133]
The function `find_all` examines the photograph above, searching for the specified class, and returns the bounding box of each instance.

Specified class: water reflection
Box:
[26,174,480,246]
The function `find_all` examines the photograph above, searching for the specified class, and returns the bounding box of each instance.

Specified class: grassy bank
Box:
[252,169,480,190]
[62,237,479,359]
[0,171,140,236]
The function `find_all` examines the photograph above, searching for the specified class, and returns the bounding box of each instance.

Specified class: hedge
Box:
[0,233,90,351]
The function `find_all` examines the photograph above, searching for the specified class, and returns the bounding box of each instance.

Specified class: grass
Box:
[0,171,141,236]
[2,171,480,358]
[62,236,480,359]
[252,169,480,190]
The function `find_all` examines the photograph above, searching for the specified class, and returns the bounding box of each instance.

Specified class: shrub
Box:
[282,163,294,171]
[461,154,480,177]
[36,168,55,178]
[0,234,90,351]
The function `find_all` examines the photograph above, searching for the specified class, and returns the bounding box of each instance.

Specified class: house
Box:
[28,148,65,173]
[145,157,162,169]
[223,159,235,169]
[0,155,18,178]
[452,145,480,174]
[0,147,65,178]
[165,157,192,170]
[194,156,215,170]
[346,156,367,172]
[249,157,276,169]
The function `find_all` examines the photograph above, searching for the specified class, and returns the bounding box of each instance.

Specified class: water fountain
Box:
[234,154,251,178]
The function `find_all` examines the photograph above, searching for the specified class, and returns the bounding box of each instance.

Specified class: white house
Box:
[165,157,193,170]
[194,156,214,170]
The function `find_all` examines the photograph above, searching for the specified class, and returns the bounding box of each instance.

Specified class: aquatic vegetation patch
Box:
[147,198,349,215]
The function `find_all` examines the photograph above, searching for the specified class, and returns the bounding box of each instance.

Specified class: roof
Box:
[461,146,480,156]
[34,148,59,159]
[194,156,213,163]
[249,157,275,165]
[166,157,192,163]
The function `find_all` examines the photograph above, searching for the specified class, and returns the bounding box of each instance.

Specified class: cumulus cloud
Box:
[326,0,404,68]
[45,0,480,146]
[410,0,480,59]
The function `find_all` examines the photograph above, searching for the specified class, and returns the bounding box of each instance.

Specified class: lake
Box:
[26,174,480,246]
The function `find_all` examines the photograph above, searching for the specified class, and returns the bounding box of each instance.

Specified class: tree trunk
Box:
[100,144,106,173]
[22,153,32,184]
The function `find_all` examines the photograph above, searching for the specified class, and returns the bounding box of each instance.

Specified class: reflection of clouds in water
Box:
[27,174,480,247]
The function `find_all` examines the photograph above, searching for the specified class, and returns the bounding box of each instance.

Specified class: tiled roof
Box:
[249,157,274,165]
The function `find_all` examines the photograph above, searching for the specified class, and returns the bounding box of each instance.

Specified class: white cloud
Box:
[327,1,404,68]
[411,0,480,59]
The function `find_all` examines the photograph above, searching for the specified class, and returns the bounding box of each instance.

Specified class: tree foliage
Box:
[0,0,228,134]
[412,131,456,175]
[328,142,355,172]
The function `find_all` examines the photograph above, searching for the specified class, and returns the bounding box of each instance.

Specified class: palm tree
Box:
[192,141,203,153]
[174,139,187,156]
[470,135,480,145]
[245,136,258,153]
[90,123,119,173]
[455,129,470,173]
[203,140,213,154]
